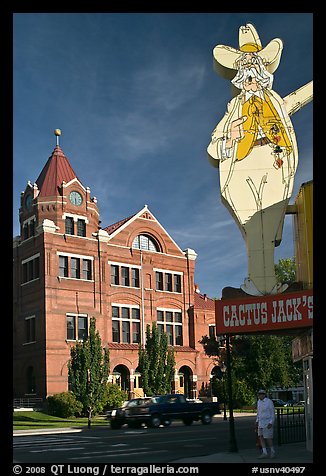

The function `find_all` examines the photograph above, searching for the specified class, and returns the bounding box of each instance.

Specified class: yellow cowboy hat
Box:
[213,23,283,79]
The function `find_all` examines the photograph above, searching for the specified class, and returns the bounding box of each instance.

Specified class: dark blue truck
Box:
[119,393,221,428]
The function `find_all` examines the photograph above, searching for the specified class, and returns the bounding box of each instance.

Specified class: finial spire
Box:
[54,129,61,146]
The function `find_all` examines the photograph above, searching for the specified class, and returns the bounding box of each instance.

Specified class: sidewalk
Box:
[172,413,313,463]
[171,441,313,463]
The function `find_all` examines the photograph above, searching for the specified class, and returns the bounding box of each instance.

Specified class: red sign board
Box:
[215,290,313,334]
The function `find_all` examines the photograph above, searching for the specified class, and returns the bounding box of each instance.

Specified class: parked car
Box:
[107,397,152,429]
[284,399,297,407]
[297,400,305,406]
[272,399,286,407]
[123,393,221,428]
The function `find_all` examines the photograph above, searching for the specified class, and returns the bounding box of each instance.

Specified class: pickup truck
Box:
[119,393,220,428]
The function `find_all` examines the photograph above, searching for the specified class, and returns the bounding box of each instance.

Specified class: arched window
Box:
[132,234,160,252]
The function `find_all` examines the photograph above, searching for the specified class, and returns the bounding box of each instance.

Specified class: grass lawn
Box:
[13,411,109,430]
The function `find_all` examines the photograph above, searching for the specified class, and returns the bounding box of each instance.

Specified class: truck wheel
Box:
[149,415,161,428]
[163,418,171,427]
[201,412,212,425]
[182,418,193,426]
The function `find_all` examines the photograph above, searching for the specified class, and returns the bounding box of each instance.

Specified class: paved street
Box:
[14,415,257,463]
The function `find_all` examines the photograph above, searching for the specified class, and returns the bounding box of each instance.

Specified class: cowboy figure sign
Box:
[207,23,313,296]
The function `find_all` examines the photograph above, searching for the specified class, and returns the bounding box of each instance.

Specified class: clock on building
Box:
[25,194,32,210]
[69,191,83,206]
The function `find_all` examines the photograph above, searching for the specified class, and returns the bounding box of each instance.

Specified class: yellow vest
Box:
[236,92,292,161]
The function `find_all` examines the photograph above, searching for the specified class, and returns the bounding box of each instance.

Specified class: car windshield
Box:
[127,398,152,407]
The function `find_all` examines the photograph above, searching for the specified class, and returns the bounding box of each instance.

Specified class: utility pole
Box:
[226,334,238,452]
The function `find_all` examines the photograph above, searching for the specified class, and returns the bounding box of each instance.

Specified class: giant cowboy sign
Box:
[207,24,313,297]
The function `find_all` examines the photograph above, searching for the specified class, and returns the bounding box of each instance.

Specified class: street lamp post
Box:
[220,363,227,421]
[225,334,238,452]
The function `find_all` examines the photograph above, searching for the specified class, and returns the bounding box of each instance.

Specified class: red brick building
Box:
[13,136,218,401]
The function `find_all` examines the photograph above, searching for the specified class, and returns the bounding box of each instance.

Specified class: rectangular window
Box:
[34,256,40,279]
[22,255,40,284]
[157,310,164,322]
[132,308,140,320]
[122,321,130,343]
[121,307,130,319]
[157,323,164,336]
[132,322,140,343]
[165,273,172,292]
[174,274,181,293]
[121,267,130,286]
[82,259,92,280]
[112,306,119,319]
[71,257,80,279]
[77,219,86,237]
[175,312,182,323]
[22,219,36,240]
[78,316,88,340]
[66,315,75,340]
[166,311,173,322]
[156,271,163,290]
[131,268,140,288]
[25,317,36,343]
[156,310,183,346]
[175,325,183,346]
[111,265,119,285]
[59,256,69,277]
[23,224,29,240]
[28,260,34,281]
[30,221,35,237]
[166,324,174,345]
[112,305,140,344]
[65,217,74,235]
[209,325,216,339]
[112,320,120,343]
[22,262,28,282]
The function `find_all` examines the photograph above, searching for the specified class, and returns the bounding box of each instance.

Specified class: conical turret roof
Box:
[35,145,80,197]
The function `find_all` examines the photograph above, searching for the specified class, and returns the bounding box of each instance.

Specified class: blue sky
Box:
[13,12,313,298]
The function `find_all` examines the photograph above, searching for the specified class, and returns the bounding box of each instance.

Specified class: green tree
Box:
[68,317,110,427]
[275,257,296,284]
[103,383,128,411]
[199,257,301,405]
[138,323,175,396]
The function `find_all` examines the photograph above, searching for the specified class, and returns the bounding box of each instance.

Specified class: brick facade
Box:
[13,141,218,401]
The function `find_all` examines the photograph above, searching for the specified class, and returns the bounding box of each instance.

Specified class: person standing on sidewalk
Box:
[256,389,276,459]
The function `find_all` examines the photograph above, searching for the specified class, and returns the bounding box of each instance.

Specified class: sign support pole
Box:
[226,333,238,452]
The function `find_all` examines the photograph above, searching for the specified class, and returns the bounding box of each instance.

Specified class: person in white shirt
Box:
[256,389,276,459]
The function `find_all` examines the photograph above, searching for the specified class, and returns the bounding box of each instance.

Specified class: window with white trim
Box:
[111,305,140,344]
[66,314,88,341]
[110,263,140,288]
[154,269,182,293]
[209,324,216,339]
[157,309,183,346]
[23,216,36,240]
[58,253,93,280]
[22,254,40,284]
[64,214,87,237]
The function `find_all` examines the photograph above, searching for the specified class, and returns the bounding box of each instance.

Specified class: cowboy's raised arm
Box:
[283,80,313,116]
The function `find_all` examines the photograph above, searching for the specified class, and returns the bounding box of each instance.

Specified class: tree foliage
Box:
[47,391,83,418]
[102,383,128,410]
[275,257,296,284]
[68,317,110,424]
[138,323,175,396]
[199,258,302,406]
